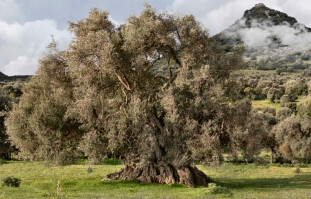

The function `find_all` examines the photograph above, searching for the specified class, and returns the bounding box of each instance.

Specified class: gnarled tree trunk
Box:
[102,162,212,187]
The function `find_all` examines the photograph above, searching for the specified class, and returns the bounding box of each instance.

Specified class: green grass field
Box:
[1,161,311,198]
[252,97,302,113]
[252,99,282,112]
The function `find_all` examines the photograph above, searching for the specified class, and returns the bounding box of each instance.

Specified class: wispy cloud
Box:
[1,0,311,75]
[222,19,311,51]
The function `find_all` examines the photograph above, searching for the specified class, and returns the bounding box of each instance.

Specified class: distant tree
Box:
[292,59,306,70]
[301,52,310,61]
[276,68,282,75]
[277,107,293,121]
[273,115,311,163]
[0,115,12,159]
[231,111,277,163]
[267,87,283,103]
[280,95,290,107]
[262,107,276,116]
[285,79,307,101]
[286,102,297,114]
[5,42,82,165]
[297,97,311,117]
[0,87,17,159]
[285,54,296,63]
[307,81,311,94]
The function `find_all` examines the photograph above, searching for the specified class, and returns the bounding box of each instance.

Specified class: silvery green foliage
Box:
[277,107,293,121]
[64,6,246,166]
[5,42,82,165]
[273,115,311,162]
[297,96,311,117]
[7,6,248,167]
[285,79,307,102]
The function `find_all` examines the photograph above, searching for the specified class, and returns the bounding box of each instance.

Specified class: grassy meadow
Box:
[1,160,311,198]
[252,99,283,112]
[252,96,302,113]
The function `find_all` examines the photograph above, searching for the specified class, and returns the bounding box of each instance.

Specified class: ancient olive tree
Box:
[5,6,245,186]
[65,6,244,186]
[5,43,82,164]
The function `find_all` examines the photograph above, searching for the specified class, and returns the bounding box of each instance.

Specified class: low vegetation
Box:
[1,160,311,198]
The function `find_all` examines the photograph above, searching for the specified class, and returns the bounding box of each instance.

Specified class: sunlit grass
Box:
[252,97,303,114]
[252,99,282,112]
[1,160,311,198]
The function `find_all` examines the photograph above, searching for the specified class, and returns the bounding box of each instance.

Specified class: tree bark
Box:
[270,149,274,164]
[102,162,212,187]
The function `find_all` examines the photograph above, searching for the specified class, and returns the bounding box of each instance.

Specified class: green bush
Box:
[286,102,297,113]
[1,176,21,187]
[204,183,233,196]
[297,97,311,117]
[86,167,93,173]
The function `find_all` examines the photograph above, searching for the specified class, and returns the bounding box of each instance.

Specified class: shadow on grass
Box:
[102,179,157,186]
[73,158,124,165]
[0,159,21,165]
[215,173,311,190]
[99,173,311,192]
[102,158,123,165]
[100,179,188,189]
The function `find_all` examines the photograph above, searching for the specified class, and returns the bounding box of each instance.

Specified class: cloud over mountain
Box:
[215,2,311,59]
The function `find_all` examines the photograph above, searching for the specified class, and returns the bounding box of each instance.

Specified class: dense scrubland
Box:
[2,3,311,199]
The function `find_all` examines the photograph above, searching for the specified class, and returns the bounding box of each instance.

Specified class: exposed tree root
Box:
[103,163,212,187]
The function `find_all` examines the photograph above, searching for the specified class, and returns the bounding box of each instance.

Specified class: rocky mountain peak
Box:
[214,4,311,58]
[243,3,298,27]
[255,3,265,8]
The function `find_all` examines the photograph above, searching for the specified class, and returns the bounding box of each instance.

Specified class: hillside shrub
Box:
[277,108,293,121]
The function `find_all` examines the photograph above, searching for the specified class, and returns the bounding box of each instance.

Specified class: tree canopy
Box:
[6,5,247,186]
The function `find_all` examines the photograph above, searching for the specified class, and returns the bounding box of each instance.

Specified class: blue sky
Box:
[1,0,311,75]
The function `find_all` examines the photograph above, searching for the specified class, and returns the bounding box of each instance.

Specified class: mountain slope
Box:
[243,3,299,28]
[0,71,30,81]
[216,3,311,48]
[0,72,8,81]
[215,3,311,70]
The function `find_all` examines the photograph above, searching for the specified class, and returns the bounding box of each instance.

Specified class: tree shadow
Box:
[0,159,19,165]
[214,173,311,190]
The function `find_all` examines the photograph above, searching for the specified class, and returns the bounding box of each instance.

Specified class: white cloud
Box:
[275,0,311,28]
[221,19,311,55]
[203,0,259,34]
[170,0,311,35]
[2,0,311,75]
[0,19,70,75]
[3,56,37,76]
[0,0,23,23]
